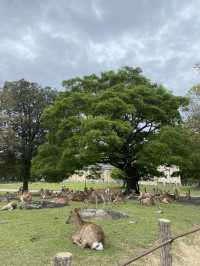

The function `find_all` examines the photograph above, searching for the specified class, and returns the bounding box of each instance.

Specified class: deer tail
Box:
[92,242,104,251]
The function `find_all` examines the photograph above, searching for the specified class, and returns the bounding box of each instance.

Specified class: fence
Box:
[120,219,200,266]
[52,219,200,266]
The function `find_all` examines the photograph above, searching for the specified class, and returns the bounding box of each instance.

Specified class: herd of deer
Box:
[0,186,182,211]
[0,186,189,251]
[40,187,125,205]
[138,189,180,206]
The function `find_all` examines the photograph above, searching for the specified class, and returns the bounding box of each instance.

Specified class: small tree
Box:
[0,80,57,191]
[32,67,187,193]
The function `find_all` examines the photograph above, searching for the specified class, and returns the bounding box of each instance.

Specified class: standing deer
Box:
[66,208,105,251]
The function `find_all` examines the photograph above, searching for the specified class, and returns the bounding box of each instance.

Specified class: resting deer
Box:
[19,192,32,203]
[0,201,17,211]
[66,208,105,251]
[140,197,155,206]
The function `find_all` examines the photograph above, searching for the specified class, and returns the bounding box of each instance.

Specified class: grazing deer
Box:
[66,208,105,251]
[0,201,17,211]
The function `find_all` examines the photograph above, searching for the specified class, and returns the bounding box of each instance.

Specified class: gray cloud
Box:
[0,0,199,94]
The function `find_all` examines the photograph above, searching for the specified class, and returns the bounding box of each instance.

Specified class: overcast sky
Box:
[0,0,200,95]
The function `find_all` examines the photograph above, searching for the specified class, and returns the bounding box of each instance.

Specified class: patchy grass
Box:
[0,200,200,266]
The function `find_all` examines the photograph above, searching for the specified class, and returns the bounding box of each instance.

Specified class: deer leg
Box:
[101,194,105,207]
[95,195,98,209]
[80,239,88,249]
[72,239,82,247]
[72,233,82,245]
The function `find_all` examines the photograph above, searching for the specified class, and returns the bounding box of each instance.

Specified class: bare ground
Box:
[142,232,200,266]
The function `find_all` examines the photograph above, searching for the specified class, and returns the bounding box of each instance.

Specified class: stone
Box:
[80,208,129,220]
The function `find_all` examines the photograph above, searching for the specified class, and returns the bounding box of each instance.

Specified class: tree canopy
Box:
[0,79,57,190]
[32,67,188,193]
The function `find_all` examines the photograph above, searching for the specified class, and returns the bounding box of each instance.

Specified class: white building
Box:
[139,165,181,186]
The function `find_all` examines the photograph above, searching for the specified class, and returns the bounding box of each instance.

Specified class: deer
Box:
[66,208,105,251]
[19,192,32,203]
[140,197,155,206]
[52,196,69,205]
[0,201,17,211]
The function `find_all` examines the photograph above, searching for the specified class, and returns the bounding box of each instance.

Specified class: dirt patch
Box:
[143,232,200,266]
[19,200,69,209]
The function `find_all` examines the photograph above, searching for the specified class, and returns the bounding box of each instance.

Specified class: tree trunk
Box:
[125,167,140,195]
[22,180,29,192]
[21,160,31,192]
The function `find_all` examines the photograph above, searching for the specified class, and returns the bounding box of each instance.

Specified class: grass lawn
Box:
[0,200,200,266]
[0,181,119,191]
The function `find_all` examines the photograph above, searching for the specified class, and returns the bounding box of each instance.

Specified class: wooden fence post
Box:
[159,219,172,266]
[53,252,72,266]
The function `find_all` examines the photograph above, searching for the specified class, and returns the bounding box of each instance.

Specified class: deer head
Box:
[66,208,82,225]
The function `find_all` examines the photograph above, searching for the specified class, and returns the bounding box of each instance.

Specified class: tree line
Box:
[0,67,199,192]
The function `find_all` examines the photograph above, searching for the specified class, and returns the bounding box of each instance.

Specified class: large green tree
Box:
[32,67,187,193]
[0,79,57,191]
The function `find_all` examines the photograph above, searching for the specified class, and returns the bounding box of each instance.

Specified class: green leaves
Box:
[32,67,187,183]
[0,79,56,182]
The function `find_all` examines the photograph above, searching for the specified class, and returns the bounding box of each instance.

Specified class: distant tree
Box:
[184,85,200,133]
[32,67,187,193]
[0,80,57,191]
[180,85,200,183]
[0,119,20,181]
[140,126,200,185]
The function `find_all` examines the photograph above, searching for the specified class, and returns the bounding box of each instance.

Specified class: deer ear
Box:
[74,208,81,212]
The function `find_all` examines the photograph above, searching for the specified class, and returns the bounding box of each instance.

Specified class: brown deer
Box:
[140,197,155,206]
[19,192,32,203]
[66,208,105,251]
[53,197,69,205]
